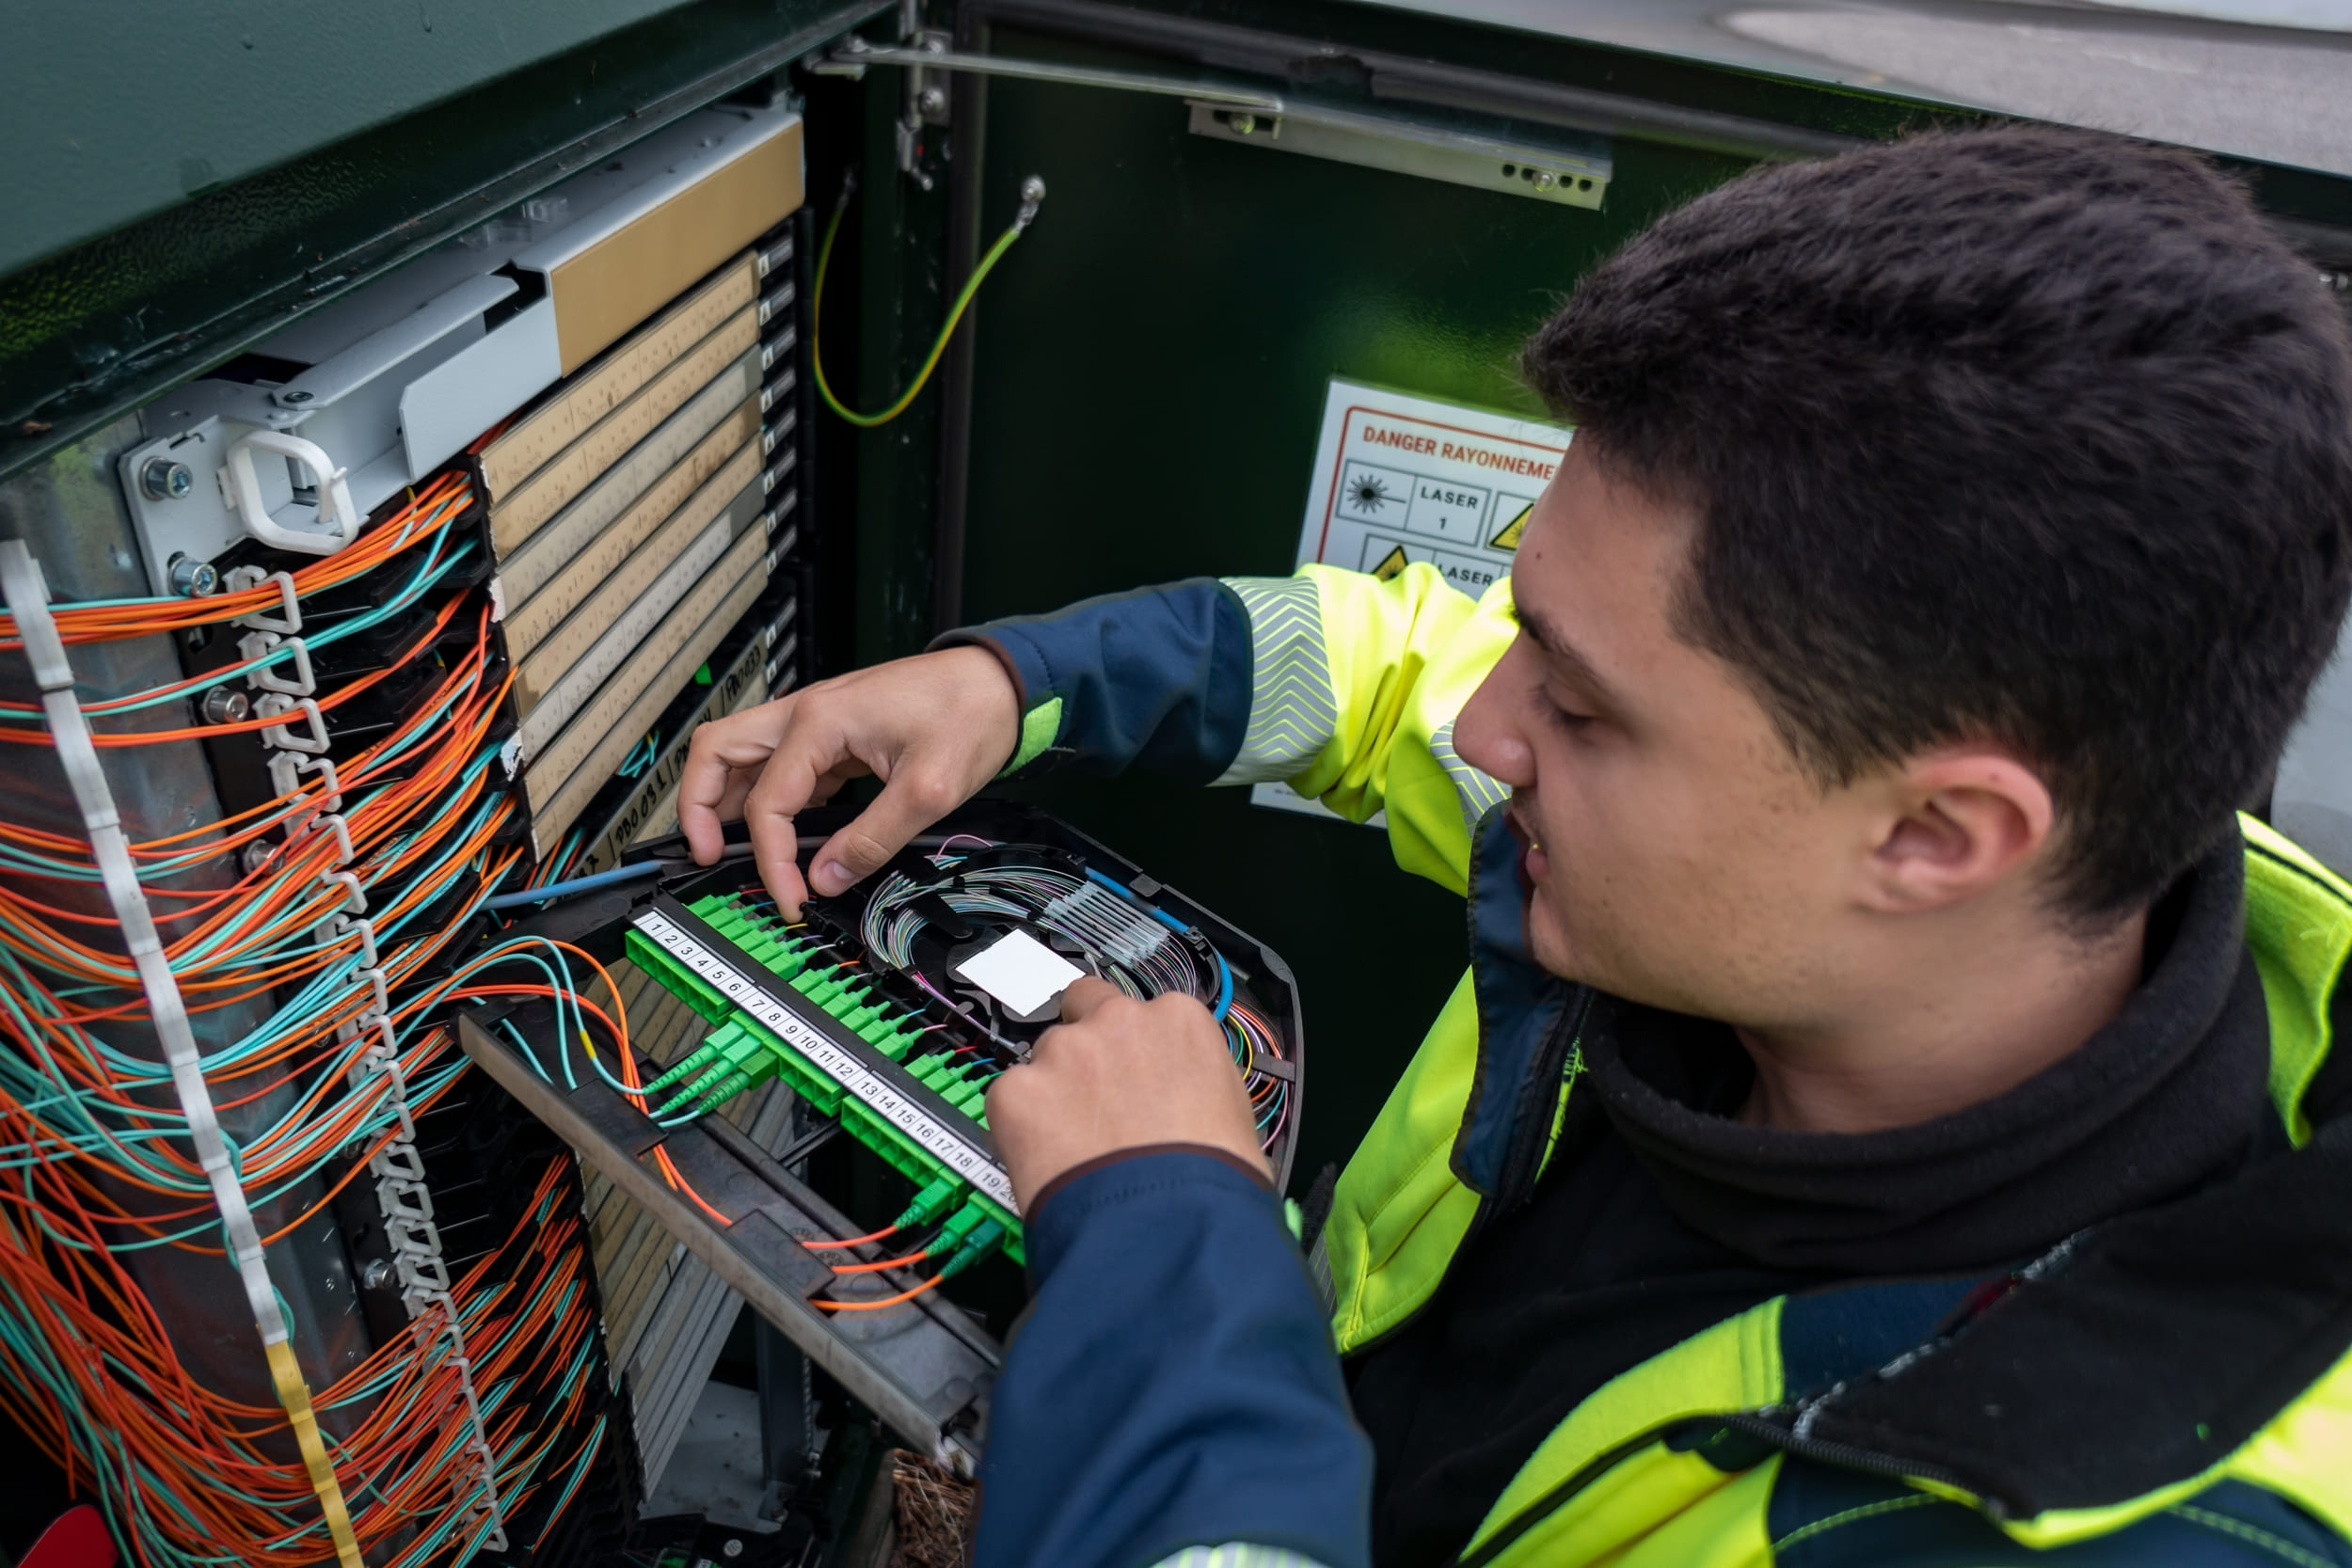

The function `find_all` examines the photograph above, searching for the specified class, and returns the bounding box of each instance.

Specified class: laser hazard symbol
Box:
[1489,499,1534,552]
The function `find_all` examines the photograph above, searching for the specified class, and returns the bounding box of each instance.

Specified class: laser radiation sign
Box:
[1294,379,1569,596]
[1253,379,1571,822]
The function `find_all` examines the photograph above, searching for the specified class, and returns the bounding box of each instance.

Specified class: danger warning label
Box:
[1256,379,1571,823]
[1289,379,1568,599]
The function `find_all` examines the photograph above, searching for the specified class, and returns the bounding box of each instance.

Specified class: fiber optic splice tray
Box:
[457,800,1304,1464]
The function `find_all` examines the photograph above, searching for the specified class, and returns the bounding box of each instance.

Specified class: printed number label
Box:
[636,911,1017,1210]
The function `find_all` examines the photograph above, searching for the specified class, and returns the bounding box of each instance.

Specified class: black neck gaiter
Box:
[1581,836,2275,1273]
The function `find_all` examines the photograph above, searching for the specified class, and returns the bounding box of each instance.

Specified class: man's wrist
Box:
[929,632,1056,775]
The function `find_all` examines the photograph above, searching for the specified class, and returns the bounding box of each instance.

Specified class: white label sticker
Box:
[952,929,1087,1017]
[633,908,1018,1212]
[1255,379,1571,824]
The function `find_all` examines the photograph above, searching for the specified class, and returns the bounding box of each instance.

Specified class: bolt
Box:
[201,687,250,725]
[141,457,194,501]
[168,554,219,597]
[917,85,947,116]
[359,1258,391,1290]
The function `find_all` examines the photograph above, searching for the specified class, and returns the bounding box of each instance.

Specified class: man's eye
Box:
[1545,697,1594,732]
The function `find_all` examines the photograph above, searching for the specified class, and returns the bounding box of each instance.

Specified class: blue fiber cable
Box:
[482,860,663,910]
[1082,867,1234,1022]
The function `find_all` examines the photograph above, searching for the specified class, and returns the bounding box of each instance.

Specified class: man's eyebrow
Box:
[1513,599,1623,709]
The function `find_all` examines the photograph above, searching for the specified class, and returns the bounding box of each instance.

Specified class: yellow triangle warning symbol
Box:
[1371,545,1410,581]
[1489,503,1533,553]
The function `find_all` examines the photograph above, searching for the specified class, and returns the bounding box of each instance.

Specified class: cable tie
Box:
[304,810,355,868]
[371,1141,426,1182]
[352,964,389,1021]
[322,869,368,914]
[257,693,330,752]
[376,1175,434,1224]
[389,1213,445,1259]
[232,568,303,635]
[330,912,378,969]
[244,632,316,697]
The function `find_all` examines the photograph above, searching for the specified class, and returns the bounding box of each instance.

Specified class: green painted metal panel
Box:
[2,0,712,277]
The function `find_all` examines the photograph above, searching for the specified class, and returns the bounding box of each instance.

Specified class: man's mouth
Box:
[1504,800,1549,885]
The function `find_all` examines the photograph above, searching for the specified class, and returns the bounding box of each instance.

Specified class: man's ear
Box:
[1861,750,2055,912]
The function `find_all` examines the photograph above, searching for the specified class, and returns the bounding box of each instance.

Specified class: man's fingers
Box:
[806,763,968,898]
[1056,976,1122,1024]
[742,743,824,916]
[678,704,796,864]
[749,811,809,917]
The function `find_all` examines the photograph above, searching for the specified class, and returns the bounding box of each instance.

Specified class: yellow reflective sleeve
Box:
[1269,563,1518,895]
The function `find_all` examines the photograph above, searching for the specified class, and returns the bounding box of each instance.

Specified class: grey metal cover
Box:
[1354,0,2352,178]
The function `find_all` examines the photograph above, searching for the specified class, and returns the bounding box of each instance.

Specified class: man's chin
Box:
[1522,902,1590,985]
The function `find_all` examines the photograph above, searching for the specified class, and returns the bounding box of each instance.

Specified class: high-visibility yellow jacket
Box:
[960,563,2352,1568]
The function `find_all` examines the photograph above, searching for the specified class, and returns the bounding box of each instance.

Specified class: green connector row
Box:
[628,893,1023,1264]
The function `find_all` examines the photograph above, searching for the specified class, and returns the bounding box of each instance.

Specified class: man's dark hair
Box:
[1525,125,2352,919]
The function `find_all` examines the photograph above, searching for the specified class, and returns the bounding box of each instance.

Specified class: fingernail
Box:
[814,860,850,894]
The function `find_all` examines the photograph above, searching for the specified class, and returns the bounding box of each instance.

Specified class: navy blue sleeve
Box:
[972,1151,1372,1568]
[930,579,1252,782]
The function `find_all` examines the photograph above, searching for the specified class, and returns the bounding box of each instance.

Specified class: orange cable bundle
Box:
[0,472,623,1565]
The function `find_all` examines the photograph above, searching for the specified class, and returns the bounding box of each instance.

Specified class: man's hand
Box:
[987,978,1269,1212]
[677,646,1021,915]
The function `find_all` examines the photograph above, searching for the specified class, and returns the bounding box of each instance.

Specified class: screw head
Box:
[1231,113,1257,135]
[241,840,274,875]
[201,687,250,725]
[141,456,195,501]
[917,85,947,115]
[721,1541,743,1560]
[359,1258,392,1290]
[168,554,220,597]
[1020,174,1047,205]
[1533,169,1559,191]
[279,388,314,404]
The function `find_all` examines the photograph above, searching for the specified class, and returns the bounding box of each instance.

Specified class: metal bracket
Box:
[818,33,1282,114]
[812,34,1607,207]
[1186,100,1611,210]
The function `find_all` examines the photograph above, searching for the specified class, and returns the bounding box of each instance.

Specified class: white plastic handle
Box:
[220,429,359,555]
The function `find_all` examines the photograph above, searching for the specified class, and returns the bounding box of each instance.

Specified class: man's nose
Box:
[1453,656,1535,789]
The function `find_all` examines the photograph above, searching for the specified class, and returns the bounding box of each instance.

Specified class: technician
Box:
[681,127,2352,1568]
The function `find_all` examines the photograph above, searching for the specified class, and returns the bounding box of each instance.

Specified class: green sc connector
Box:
[894,1175,961,1230]
[938,1218,1007,1280]
[936,1199,988,1252]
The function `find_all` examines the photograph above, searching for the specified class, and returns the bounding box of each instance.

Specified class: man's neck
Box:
[1734,909,2150,1134]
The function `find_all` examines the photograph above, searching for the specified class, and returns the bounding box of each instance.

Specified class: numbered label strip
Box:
[632,905,1018,1212]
